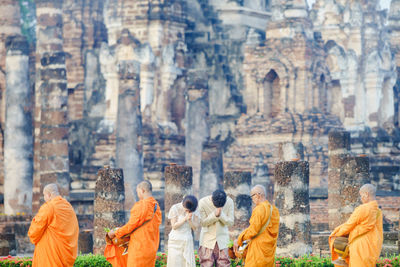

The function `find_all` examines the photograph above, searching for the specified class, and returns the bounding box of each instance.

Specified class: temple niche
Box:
[0,0,400,257]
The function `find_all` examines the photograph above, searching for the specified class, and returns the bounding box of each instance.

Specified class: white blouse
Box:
[168,203,199,241]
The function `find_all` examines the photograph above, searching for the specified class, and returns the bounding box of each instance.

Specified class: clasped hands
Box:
[184,211,193,221]
[107,228,117,239]
[214,207,222,217]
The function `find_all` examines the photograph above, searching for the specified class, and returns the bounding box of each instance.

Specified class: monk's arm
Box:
[219,200,234,226]
[115,202,147,238]
[28,204,52,244]
[200,205,219,227]
[334,207,361,237]
[237,205,264,245]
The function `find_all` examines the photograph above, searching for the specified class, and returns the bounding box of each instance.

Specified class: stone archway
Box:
[260,69,280,117]
[319,74,327,112]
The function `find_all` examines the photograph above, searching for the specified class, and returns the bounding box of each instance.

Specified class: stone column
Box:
[3,35,33,215]
[274,161,312,257]
[199,142,223,198]
[185,81,209,198]
[116,60,143,212]
[93,167,125,254]
[0,0,22,214]
[164,164,192,245]
[328,131,350,230]
[139,63,155,120]
[224,171,252,238]
[34,0,69,211]
[0,0,21,123]
[338,156,370,224]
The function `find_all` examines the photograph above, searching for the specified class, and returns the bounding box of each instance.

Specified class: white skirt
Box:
[167,237,196,267]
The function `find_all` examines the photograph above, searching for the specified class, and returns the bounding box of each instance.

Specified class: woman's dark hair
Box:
[183,195,198,212]
[212,189,227,208]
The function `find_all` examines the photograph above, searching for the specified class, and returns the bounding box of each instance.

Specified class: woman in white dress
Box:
[167,195,199,267]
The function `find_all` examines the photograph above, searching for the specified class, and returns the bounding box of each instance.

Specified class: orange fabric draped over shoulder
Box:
[115,196,162,267]
[237,200,280,267]
[329,200,383,267]
[28,196,79,267]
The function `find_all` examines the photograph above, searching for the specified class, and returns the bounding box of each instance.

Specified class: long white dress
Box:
[167,203,198,267]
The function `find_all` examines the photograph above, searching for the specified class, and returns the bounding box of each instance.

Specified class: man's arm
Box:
[219,199,234,226]
[115,201,149,238]
[28,203,52,244]
[199,201,219,227]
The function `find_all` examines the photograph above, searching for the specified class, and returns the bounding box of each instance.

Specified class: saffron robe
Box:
[28,196,79,267]
[115,196,162,267]
[237,200,280,267]
[329,200,383,267]
[104,243,128,267]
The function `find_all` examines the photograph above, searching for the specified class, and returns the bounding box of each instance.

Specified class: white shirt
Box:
[168,203,199,241]
[198,196,234,250]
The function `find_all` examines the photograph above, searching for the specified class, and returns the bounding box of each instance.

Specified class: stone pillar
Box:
[116,60,143,211]
[34,0,69,212]
[164,164,192,245]
[3,35,33,215]
[338,156,370,224]
[274,161,312,257]
[224,171,252,238]
[0,0,22,214]
[185,82,209,198]
[140,62,155,120]
[328,131,350,230]
[0,0,21,124]
[93,167,125,254]
[199,142,223,198]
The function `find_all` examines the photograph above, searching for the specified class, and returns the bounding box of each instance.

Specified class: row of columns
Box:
[92,130,371,256]
[92,161,313,256]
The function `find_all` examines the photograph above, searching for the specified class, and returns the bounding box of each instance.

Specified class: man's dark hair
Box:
[212,189,227,208]
[183,195,198,212]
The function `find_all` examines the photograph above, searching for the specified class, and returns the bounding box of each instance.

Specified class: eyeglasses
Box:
[250,193,259,198]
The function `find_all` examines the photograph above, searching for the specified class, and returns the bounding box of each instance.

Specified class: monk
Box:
[28,183,79,267]
[108,180,162,267]
[233,185,280,267]
[329,183,383,267]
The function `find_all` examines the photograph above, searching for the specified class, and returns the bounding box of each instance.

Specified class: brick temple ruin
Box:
[0,0,399,256]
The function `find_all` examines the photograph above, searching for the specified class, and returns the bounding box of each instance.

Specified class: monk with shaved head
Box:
[108,180,162,267]
[28,183,79,267]
[233,185,280,266]
[329,183,383,267]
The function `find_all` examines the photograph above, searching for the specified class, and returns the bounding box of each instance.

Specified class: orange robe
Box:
[104,243,128,267]
[237,200,280,267]
[115,196,162,267]
[329,200,383,267]
[28,196,79,267]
